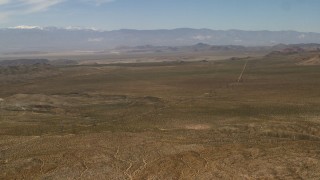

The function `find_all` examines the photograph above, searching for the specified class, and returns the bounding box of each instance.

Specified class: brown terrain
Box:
[298,55,320,65]
[1,50,320,179]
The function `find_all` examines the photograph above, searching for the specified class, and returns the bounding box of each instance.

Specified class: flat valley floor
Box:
[1,53,320,179]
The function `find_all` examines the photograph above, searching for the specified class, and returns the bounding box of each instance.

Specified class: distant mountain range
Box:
[1,27,320,54]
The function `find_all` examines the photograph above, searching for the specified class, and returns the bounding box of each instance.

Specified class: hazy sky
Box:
[0,0,320,32]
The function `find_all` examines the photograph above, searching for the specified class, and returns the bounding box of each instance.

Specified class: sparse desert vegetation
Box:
[1,50,320,179]
[1,0,320,178]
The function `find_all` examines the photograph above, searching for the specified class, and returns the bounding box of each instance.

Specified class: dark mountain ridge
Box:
[1,28,320,54]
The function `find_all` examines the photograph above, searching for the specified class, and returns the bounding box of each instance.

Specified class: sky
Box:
[0,0,320,32]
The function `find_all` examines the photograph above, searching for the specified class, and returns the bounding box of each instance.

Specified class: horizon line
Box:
[1,26,320,34]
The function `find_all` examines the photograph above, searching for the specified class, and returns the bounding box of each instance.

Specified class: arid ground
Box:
[1,51,320,179]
